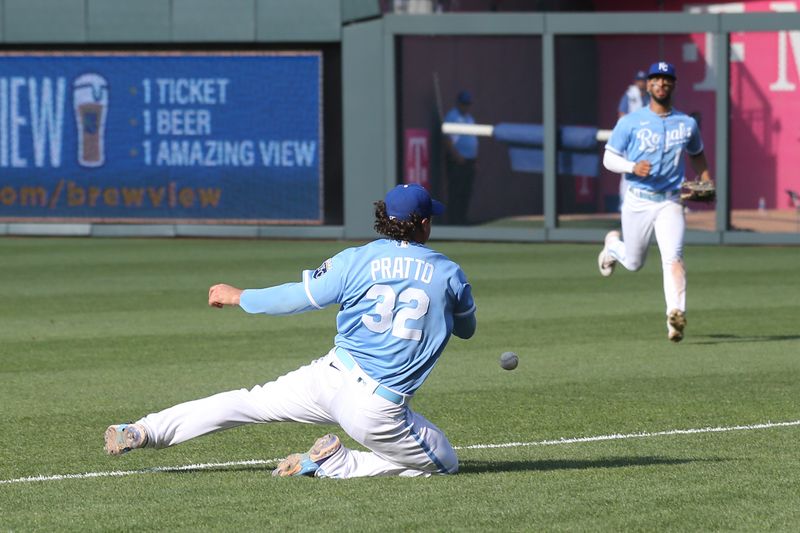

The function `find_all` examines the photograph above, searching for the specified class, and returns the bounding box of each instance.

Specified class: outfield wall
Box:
[0,1,798,244]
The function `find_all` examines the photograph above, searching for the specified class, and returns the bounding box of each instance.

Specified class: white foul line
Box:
[454,419,800,450]
[2,419,798,486]
[0,459,277,486]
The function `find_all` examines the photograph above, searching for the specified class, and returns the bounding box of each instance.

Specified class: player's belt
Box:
[628,187,679,202]
[334,347,405,406]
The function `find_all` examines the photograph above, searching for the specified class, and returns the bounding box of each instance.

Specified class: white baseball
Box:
[499,351,518,370]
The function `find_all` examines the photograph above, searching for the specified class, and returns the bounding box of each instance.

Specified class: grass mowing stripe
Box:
[3,418,797,486]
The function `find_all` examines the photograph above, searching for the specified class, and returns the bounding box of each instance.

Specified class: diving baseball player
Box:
[104,183,477,478]
[598,61,713,342]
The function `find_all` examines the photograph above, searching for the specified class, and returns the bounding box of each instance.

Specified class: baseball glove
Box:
[680,180,716,202]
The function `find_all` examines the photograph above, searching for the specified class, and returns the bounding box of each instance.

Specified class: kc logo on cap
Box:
[647,61,677,79]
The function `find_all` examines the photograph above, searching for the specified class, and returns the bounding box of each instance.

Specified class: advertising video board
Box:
[0,52,322,224]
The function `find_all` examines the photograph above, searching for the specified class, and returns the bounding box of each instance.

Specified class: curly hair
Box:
[373,200,425,242]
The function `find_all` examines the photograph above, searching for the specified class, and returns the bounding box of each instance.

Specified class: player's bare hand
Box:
[208,284,243,308]
[633,160,651,177]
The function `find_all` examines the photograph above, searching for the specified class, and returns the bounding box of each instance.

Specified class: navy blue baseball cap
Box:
[385,184,445,221]
[635,70,647,80]
[457,90,472,104]
[647,61,677,79]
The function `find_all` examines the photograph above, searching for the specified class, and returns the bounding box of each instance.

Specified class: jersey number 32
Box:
[361,284,430,341]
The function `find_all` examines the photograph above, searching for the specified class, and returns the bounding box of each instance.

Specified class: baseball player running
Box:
[104,184,477,478]
[598,61,713,342]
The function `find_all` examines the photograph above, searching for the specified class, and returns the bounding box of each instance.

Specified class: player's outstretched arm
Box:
[240,282,321,315]
[209,282,319,315]
[209,283,243,308]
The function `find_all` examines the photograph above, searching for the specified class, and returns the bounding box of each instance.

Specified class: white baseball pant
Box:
[137,348,458,478]
[605,189,686,315]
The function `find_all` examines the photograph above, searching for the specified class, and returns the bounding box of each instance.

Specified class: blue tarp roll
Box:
[507,148,601,176]
[493,123,545,146]
[492,123,601,177]
[493,123,599,150]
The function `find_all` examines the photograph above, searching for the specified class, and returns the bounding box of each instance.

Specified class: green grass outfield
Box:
[1,237,799,531]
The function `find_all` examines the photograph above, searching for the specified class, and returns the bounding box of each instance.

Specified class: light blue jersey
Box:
[606,106,703,193]
[444,108,478,159]
[240,239,475,395]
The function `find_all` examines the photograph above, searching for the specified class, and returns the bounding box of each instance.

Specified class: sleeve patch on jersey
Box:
[313,259,332,279]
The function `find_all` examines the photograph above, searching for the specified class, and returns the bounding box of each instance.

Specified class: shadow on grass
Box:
[145,456,722,477]
[459,456,719,474]
[693,334,800,345]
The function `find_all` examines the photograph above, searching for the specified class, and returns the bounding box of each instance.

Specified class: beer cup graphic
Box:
[73,74,108,167]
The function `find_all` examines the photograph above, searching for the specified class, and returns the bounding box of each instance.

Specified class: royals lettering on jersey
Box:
[635,122,693,153]
[607,106,703,193]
